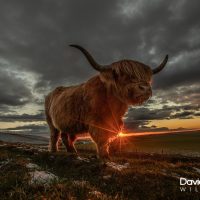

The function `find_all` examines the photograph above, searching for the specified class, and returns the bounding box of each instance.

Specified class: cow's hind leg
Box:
[46,117,60,152]
[45,95,60,152]
[61,133,77,153]
[49,125,60,152]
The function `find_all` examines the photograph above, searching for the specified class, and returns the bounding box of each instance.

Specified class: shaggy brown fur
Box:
[45,45,167,159]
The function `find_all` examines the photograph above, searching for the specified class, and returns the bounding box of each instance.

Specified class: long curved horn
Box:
[152,55,168,74]
[69,44,109,72]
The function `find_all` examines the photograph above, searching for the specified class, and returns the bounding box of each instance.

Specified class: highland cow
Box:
[45,44,168,159]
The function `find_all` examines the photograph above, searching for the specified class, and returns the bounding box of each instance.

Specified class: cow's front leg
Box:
[89,128,115,160]
[96,140,110,159]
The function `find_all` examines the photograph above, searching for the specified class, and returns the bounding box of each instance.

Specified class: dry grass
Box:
[1,141,200,200]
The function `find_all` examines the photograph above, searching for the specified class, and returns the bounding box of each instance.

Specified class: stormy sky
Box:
[0,0,199,134]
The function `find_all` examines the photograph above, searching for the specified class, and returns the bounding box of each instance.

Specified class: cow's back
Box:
[45,84,89,132]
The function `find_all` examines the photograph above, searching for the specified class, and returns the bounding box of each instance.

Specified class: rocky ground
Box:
[1,141,200,200]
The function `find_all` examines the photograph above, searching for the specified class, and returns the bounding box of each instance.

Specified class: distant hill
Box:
[0,132,48,144]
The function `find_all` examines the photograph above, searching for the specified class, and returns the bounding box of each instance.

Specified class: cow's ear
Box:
[99,69,113,84]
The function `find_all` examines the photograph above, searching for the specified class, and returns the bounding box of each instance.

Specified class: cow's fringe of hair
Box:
[111,60,151,81]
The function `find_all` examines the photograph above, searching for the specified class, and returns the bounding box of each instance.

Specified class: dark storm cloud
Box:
[171,111,194,119]
[153,53,200,89]
[126,107,171,121]
[1,0,200,87]
[153,85,200,105]
[0,67,33,107]
[0,0,199,123]
[126,103,200,121]
[0,0,119,88]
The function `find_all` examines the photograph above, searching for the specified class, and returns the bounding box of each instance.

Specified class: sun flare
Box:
[118,132,126,137]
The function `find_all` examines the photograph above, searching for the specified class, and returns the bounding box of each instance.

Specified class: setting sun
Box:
[118,132,125,137]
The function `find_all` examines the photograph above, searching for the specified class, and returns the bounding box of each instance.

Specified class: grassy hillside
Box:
[1,141,200,200]
[121,130,200,156]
